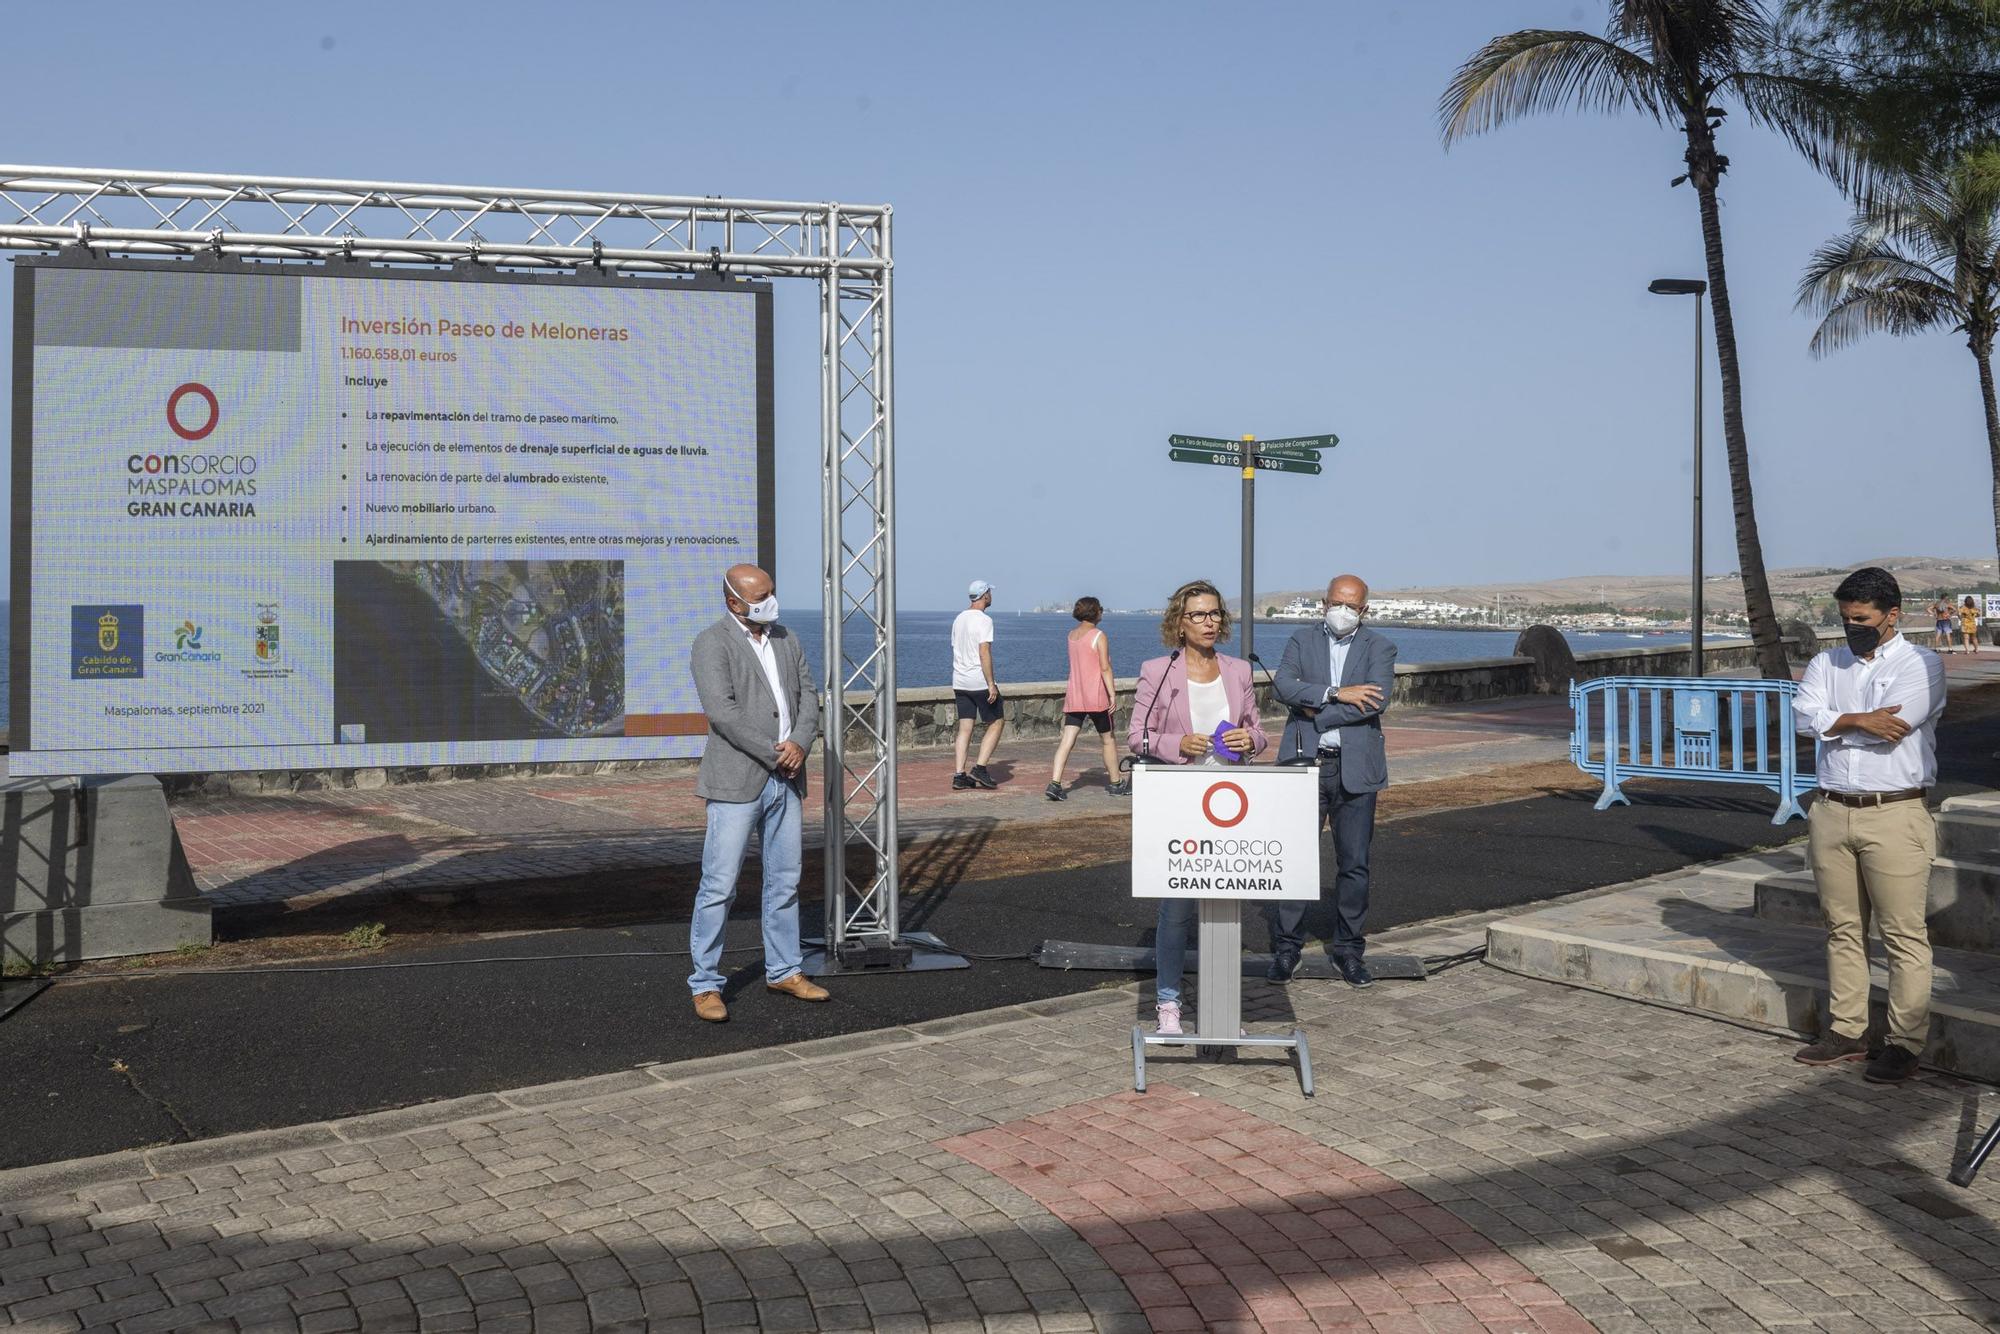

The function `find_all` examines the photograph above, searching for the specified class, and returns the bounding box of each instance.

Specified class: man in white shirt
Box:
[1792,567,1947,1083]
[951,580,1005,790]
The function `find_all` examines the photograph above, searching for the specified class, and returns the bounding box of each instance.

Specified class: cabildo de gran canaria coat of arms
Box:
[98,612,120,653]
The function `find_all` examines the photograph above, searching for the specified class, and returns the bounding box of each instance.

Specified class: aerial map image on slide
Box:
[333,560,625,743]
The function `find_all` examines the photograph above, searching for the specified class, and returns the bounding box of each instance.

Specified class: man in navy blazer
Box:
[1270,574,1397,987]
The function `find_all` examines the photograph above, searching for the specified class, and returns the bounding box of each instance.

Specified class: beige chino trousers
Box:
[1807,798,1935,1053]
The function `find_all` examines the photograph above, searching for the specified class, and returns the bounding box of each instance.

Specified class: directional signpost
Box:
[1166,430,1339,665]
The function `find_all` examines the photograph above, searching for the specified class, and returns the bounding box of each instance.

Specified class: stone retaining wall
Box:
[146,625,1947,795]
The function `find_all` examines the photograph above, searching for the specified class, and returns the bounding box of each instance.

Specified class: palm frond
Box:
[1723,69,1867,188]
[1613,0,1775,80]
[1797,228,1957,315]
[1439,30,1676,145]
[1807,281,1962,356]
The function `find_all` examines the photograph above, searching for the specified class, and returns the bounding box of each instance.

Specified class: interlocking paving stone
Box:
[938,1083,1581,1331]
[4,938,2000,1330]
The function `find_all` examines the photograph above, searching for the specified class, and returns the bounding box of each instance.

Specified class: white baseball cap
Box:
[968,579,993,599]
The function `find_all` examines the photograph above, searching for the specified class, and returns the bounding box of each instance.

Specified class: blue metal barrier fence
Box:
[1570,676,1819,824]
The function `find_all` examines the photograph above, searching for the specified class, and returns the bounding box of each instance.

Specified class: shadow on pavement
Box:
[2,1053,1995,1329]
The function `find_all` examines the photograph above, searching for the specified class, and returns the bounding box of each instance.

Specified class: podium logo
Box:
[1201,780,1249,828]
[167,383,219,442]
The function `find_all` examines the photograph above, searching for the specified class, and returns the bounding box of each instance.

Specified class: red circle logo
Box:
[167,382,219,442]
[1201,781,1248,828]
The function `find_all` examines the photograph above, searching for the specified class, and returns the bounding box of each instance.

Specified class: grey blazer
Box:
[1271,623,1397,792]
[690,616,821,803]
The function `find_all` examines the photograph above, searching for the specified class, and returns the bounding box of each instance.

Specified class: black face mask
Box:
[1844,622,1884,656]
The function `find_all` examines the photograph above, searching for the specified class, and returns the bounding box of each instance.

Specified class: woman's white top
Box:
[1187,673,1229,765]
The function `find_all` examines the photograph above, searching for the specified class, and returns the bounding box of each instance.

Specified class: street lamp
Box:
[1650,277,1707,677]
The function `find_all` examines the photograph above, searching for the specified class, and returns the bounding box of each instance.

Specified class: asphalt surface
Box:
[7,714,1999,1169]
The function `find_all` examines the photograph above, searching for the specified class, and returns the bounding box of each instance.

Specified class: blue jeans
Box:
[1153,897,1197,1005]
[688,773,803,994]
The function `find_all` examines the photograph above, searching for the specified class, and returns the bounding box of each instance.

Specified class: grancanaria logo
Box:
[154,616,221,665]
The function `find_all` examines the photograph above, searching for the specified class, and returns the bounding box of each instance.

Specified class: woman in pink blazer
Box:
[1127,578,1268,1036]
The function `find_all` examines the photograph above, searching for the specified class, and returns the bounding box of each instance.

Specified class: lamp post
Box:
[1650,277,1707,677]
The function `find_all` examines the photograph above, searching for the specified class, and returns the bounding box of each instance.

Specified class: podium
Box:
[1128,762,1320,1097]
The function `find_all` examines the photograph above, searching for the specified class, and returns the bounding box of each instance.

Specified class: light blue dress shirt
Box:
[1321,629,1355,752]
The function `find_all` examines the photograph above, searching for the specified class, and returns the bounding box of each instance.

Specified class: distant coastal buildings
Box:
[1260,592,1745,633]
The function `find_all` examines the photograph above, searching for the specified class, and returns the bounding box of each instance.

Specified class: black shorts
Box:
[1063,710,1112,733]
[954,689,1004,723]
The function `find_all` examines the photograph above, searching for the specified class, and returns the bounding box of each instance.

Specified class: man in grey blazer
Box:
[686,564,829,1022]
[1270,574,1398,988]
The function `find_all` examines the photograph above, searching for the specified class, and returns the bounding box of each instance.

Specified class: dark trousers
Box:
[1266,751,1378,960]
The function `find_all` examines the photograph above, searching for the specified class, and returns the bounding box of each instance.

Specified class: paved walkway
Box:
[4,905,1999,1332]
[166,653,2000,917]
[170,698,1575,913]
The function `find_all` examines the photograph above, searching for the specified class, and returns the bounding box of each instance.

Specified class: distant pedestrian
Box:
[1792,567,1945,1084]
[952,580,1005,790]
[685,564,830,1023]
[1048,597,1128,801]
[1961,596,1982,654]
[1933,596,1958,652]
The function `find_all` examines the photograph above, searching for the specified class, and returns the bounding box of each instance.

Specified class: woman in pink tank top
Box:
[1048,597,1129,800]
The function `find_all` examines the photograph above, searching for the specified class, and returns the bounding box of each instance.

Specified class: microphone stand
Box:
[1137,648,1180,766]
[1249,651,1318,766]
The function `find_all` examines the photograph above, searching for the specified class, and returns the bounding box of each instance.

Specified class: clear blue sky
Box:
[3,1,1983,609]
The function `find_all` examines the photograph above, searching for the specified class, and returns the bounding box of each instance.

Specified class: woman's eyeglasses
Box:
[1183,609,1225,623]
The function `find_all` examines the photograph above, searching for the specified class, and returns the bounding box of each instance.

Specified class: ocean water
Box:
[0,607,1729,735]
[785,610,1738,689]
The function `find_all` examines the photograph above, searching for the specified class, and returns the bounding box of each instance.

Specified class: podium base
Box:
[1035,940,1429,981]
[1134,1026,1314,1096]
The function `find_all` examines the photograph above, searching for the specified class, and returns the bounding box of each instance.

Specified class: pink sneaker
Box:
[1155,1002,1183,1036]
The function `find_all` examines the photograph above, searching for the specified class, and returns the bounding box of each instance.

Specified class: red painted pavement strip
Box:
[176,806,420,869]
[940,1086,1593,1334]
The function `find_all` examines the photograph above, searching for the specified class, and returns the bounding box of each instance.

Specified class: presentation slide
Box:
[8,257,772,774]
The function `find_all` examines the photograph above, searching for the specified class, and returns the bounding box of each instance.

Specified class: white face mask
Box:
[1325,604,1362,636]
[728,580,780,625]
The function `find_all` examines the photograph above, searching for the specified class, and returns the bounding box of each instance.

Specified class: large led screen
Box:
[9,257,772,774]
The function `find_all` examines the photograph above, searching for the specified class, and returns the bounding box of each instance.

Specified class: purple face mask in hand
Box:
[1211,719,1244,762]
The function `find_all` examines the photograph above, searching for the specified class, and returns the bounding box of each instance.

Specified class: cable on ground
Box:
[1422,945,1488,976]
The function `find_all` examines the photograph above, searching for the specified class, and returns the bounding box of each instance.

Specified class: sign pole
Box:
[1241,435,1255,668]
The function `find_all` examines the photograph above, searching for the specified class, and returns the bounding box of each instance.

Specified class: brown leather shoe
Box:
[1794,1031,1866,1065]
[767,973,830,1002]
[692,991,727,1023]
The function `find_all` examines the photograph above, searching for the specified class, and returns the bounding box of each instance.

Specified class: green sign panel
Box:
[1168,434,1241,451]
[1257,433,1338,454]
[1250,455,1321,475]
[1169,447,1244,467]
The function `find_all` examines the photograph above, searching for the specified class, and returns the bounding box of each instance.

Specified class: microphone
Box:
[1250,650,1316,766]
[1137,648,1181,765]
[1247,652,1277,692]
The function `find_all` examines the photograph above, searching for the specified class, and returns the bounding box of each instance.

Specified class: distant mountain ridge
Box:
[1258,556,2000,618]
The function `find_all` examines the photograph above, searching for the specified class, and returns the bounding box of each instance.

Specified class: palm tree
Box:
[1798,152,2000,570]
[1441,2,1852,680]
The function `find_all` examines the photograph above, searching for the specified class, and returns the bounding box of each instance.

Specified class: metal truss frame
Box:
[0,165,918,969]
